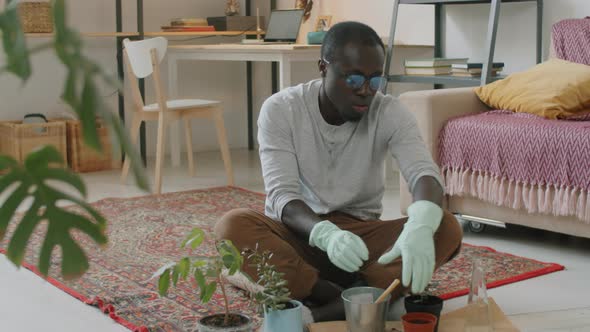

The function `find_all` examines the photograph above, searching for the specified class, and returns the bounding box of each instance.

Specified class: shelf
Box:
[23,31,262,38]
[83,32,139,37]
[24,32,139,38]
[400,0,537,4]
[144,31,264,37]
[387,74,506,86]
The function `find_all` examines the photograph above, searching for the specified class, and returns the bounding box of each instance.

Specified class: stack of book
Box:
[161,18,215,32]
[404,58,469,76]
[451,62,504,77]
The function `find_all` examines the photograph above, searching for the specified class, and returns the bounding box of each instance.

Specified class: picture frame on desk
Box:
[315,15,332,32]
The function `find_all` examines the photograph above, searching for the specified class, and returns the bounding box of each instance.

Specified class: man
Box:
[215,21,462,322]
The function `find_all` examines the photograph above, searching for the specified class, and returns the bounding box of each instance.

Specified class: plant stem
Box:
[218,276,230,326]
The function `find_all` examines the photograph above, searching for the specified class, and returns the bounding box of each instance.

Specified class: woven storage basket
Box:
[66,120,115,173]
[0,120,67,163]
[18,2,53,33]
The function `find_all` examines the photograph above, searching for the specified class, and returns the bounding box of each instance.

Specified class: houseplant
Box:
[156,227,253,331]
[0,0,147,278]
[243,246,303,332]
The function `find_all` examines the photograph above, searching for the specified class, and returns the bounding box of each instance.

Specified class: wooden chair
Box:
[121,37,234,194]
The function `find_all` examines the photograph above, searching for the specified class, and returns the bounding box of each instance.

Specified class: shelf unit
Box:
[381,0,543,92]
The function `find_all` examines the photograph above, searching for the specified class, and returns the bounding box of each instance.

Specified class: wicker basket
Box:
[18,2,53,33]
[66,120,116,173]
[0,120,67,164]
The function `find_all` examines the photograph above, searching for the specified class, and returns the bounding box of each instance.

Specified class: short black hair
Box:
[321,21,385,62]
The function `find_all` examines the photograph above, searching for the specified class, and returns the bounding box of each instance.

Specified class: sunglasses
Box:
[323,58,386,91]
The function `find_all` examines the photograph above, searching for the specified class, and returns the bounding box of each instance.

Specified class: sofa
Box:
[398,87,590,239]
[398,18,590,239]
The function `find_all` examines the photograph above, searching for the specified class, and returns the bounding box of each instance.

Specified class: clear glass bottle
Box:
[465,259,494,332]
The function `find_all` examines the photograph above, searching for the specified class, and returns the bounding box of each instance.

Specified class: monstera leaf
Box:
[0,0,149,280]
[0,0,31,79]
[0,146,107,279]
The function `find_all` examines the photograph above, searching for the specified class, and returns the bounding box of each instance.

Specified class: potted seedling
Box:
[243,246,303,332]
[155,228,253,332]
[404,292,443,332]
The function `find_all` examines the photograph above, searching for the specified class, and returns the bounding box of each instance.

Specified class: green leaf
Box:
[62,69,79,109]
[158,270,171,296]
[177,257,190,279]
[105,113,149,191]
[218,240,243,275]
[79,76,101,150]
[38,168,87,198]
[54,228,89,279]
[0,1,32,80]
[5,201,41,266]
[25,145,65,170]
[201,281,217,303]
[0,154,18,171]
[194,269,206,291]
[222,254,235,270]
[192,260,207,268]
[181,228,205,250]
[171,268,180,286]
[52,0,67,36]
[1,146,107,279]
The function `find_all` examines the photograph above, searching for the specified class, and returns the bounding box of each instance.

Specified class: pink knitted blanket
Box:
[552,17,590,65]
[439,111,590,222]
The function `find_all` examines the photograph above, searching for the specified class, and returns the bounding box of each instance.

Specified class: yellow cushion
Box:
[474,59,590,119]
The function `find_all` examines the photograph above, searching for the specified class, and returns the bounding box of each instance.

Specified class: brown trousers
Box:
[214,208,463,301]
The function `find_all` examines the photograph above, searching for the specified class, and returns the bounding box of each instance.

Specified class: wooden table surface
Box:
[307,298,519,332]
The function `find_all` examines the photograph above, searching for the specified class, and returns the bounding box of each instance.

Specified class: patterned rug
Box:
[1,186,564,331]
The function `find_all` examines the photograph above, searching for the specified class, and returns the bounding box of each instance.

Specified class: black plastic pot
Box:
[197,313,253,332]
[404,295,443,332]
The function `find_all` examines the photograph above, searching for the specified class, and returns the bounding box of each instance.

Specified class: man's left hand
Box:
[377,200,443,294]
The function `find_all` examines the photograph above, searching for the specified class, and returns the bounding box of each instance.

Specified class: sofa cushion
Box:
[474,59,590,120]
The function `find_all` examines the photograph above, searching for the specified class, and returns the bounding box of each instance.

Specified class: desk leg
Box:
[247,61,254,150]
[168,56,182,167]
[279,56,292,90]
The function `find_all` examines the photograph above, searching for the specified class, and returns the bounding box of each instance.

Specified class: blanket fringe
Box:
[442,167,590,223]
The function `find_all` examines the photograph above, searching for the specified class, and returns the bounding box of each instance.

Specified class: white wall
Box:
[0,0,433,158]
[443,0,590,74]
[275,0,433,46]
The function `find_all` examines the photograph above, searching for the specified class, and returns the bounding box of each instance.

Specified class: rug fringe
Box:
[442,167,590,223]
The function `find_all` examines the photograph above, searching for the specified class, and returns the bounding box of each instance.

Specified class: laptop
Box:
[242,9,304,44]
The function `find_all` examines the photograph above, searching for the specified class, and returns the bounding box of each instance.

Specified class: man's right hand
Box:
[309,220,369,272]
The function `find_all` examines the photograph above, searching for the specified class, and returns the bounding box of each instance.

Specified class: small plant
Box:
[243,246,292,312]
[155,228,246,328]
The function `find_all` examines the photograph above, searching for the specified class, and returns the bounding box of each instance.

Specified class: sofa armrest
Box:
[398,87,489,214]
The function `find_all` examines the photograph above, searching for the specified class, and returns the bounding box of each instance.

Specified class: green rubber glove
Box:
[309,220,369,272]
[377,200,443,294]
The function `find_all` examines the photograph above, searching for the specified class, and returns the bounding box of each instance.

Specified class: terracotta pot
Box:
[401,312,437,332]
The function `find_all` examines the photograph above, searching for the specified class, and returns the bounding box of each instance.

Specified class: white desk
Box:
[166,43,321,166]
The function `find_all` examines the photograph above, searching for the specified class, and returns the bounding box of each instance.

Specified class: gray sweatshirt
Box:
[258,79,442,222]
